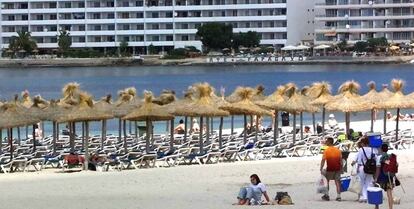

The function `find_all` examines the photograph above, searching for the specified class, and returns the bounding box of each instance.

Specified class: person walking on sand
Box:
[375,144,398,209]
[320,137,342,201]
[355,136,378,203]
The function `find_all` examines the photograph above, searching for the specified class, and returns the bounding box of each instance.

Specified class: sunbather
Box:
[174,119,185,134]
[235,174,270,205]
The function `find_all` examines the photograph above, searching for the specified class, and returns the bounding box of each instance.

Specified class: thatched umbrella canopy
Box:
[220,87,271,143]
[377,84,394,133]
[252,85,266,101]
[21,90,33,108]
[256,85,288,143]
[361,81,382,132]
[309,82,334,136]
[326,81,371,139]
[59,82,81,107]
[123,91,174,153]
[0,102,40,161]
[25,95,49,152]
[152,90,176,105]
[381,79,414,141]
[94,95,114,149]
[113,88,141,146]
[57,92,112,170]
[277,84,319,143]
[172,83,229,154]
[164,89,194,141]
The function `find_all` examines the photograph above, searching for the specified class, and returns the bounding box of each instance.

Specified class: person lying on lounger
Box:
[235,174,270,205]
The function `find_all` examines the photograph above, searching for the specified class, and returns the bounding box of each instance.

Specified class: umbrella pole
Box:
[312,113,316,134]
[274,110,279,144]
[322,107,326,136]
[199,117,204,154]
[84,121,89,170]
[134,121,138,141]
[41,122,45,140]
[206,117,210,144]
[170,119,174,151]
[25,126,28,140]
[184,117,188,142]
[56,123,60,146]
[118,118,122,144]
[383,109,387,134]
[370,109,374,132]
[396,108,400,142]
[70,122,75,152]
[255,115,259,142]
[129,121,132,135]
[231,116,234,135]
[292,113,297,144]
[300,112,304,141]
[210,118,214,135]
[243,114,247,144]
[123,120,128,153]
[0,129,2,154]
[219,117,223,149]
[345,112,350,140]
[249,115,253,132]
[82,122,85,149]
[101,120,106,149]
[17,127,21,145]
[52,121,56,155]
[32,124,36,152]
[145,119,150,153]
[8,128,13,161]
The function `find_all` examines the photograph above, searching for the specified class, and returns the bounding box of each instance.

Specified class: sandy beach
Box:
[0,145,413,209]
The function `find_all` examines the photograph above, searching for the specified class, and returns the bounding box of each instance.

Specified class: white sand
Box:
[1,147,413,209]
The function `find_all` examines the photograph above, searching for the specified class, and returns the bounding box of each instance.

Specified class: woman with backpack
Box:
[375,144,398,209]
[355,136,378,203]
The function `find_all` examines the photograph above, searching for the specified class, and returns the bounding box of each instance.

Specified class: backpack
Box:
[362,148,376,175]
[382,153,398,175]
[275,192,293,205]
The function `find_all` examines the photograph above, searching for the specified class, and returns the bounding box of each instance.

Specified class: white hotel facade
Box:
[0,0,305,54]
[315,0,414,44]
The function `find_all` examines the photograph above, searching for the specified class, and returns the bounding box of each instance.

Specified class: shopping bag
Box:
[351,164,358,176]
[316,175,328,194]
[348,175,362,194]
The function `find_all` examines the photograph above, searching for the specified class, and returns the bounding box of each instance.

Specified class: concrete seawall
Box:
[0,55,413,68]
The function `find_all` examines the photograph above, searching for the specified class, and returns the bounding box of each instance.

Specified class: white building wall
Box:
[286,0,318,45]
[0,0,289,55]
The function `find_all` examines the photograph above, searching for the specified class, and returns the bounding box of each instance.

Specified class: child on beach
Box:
[235,174,270,205]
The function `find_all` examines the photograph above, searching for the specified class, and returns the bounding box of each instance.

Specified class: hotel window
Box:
[123,25,130,30]
[166,24,173,29]
[152,36,159,41]
[108,25,115,30]
[166,35,173,41]
[137,13,144,18]
[136,1,144,6]
[22,15,28,20]
[152,13,159,18]
[49,2,57,8]
[181,35,189,41]
[50,14,57,20]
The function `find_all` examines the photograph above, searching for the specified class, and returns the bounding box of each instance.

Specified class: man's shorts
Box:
[325,171,341,180]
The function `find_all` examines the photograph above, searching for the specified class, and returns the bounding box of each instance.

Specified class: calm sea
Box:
[0,64,413,135]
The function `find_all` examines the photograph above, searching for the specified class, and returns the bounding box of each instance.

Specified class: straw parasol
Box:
[113,88,141,147]
[277,84,319,143]
[378,84,394,133]
[220,87,271,143]
[0,102,40,161]
[326,81,371,140]
[381,79,414,141]
[94,95,114,148]
[309,82,334,136]
[57,92,112,170]
[152,90,176,105]
[123,91,174,153]
[256,85,288,143]
[172,83,229,154]
[26,95,49,152]
[59,82,81,107]
[361,81,381,132]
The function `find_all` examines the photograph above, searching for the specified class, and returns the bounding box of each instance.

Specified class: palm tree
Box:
[10,31,37,55]
[57,30,72,57]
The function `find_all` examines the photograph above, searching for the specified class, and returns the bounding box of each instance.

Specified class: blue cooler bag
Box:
[367,187,383,205]
[367,132,382,148]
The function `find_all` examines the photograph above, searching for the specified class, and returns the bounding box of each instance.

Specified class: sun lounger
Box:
[24,158,46,172]
[0,159,28,174]
[131,154,157,169]
[195,152,221,165]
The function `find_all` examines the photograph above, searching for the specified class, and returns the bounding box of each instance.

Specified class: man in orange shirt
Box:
[320,137,342,201]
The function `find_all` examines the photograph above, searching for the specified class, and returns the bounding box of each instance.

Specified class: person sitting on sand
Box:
[174,119,185,134]
[64,152,84,166]
[235,174,270,205]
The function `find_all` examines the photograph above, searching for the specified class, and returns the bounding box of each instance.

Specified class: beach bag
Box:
[316,175,328,194]
[362,148,376,175]
[383,153,398,175]
[275,192,293,205]
[348,175,362,194]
